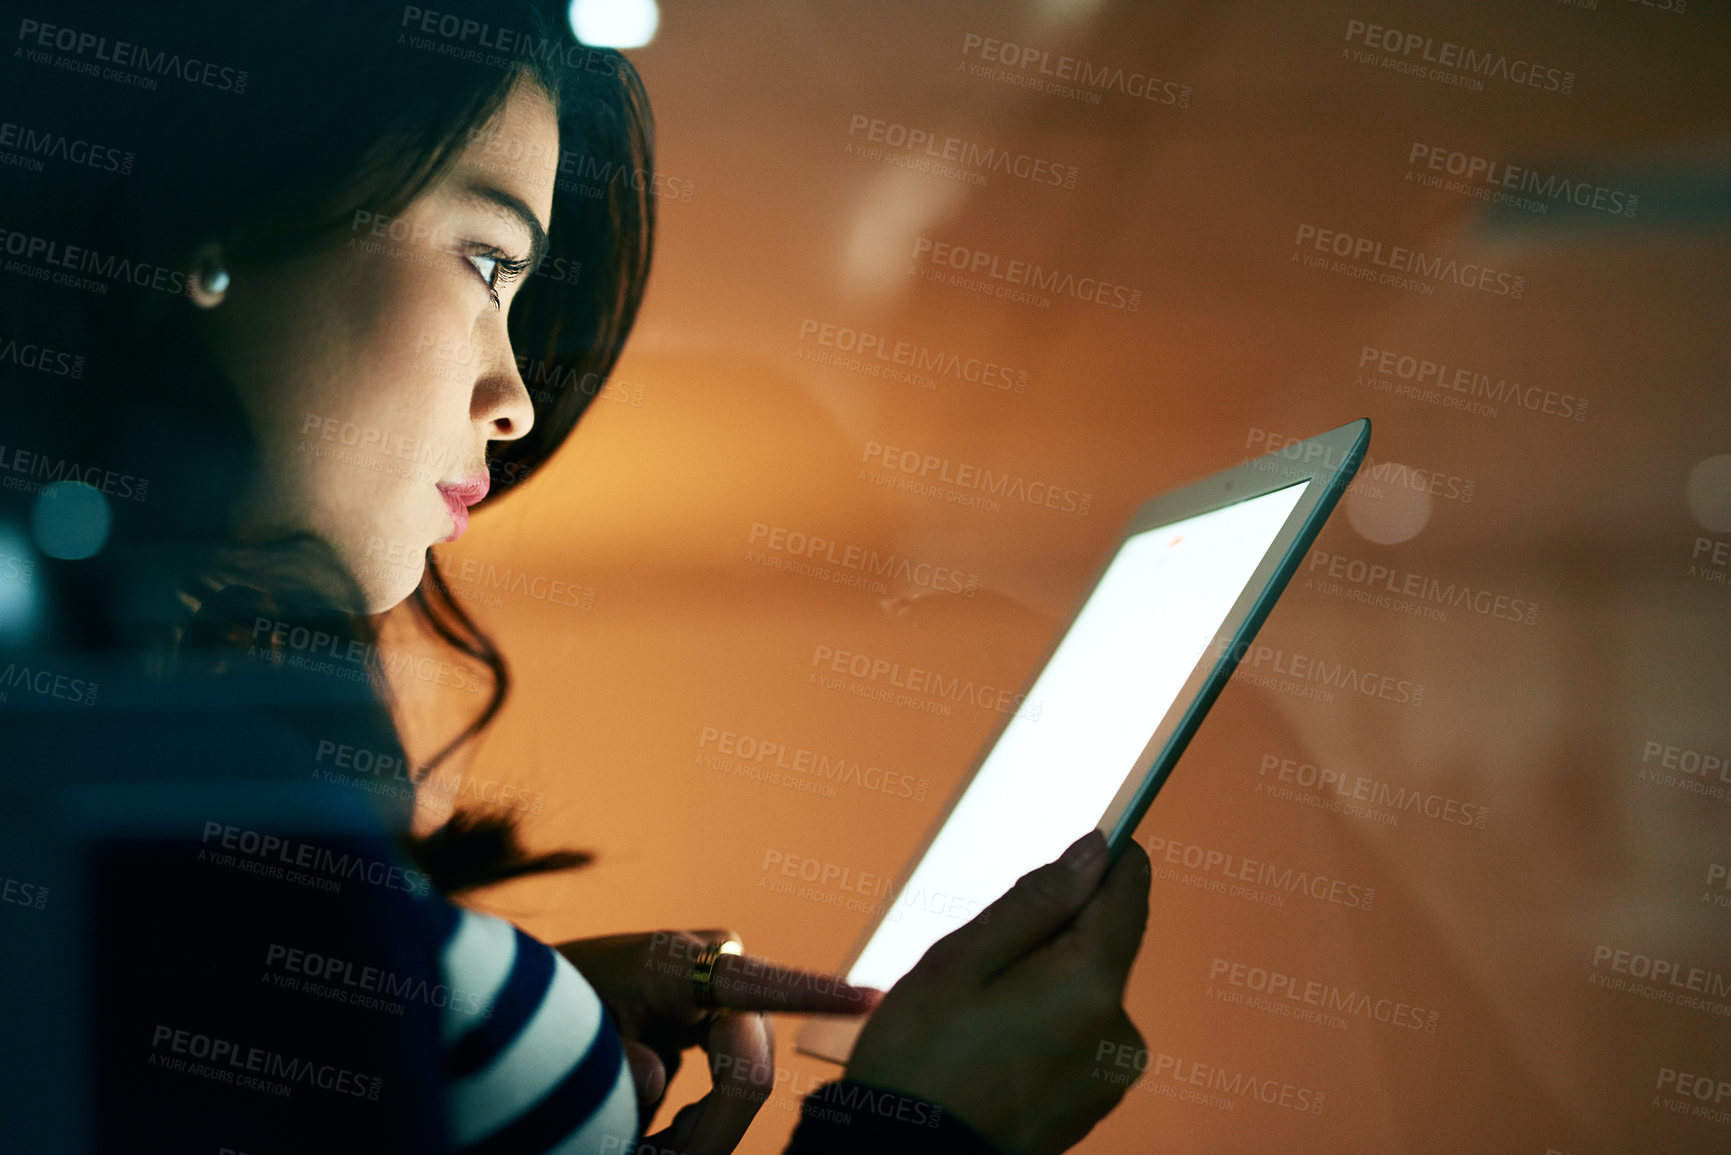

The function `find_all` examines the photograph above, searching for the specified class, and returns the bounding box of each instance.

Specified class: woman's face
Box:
[204,77,558,613]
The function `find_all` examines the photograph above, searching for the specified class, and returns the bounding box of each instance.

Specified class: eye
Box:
[463,247,532,310]
[467,252,501,285]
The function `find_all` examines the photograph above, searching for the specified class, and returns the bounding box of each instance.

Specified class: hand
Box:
[844,830,1152,1155]
[555,929,882,1155]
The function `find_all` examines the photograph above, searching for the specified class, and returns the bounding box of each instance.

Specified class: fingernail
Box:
[1060,830,1105,872]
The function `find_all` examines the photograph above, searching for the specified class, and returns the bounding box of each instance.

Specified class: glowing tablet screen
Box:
[847,481,1308,991]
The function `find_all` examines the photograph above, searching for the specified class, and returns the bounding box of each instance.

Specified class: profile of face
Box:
[200,77,558,613]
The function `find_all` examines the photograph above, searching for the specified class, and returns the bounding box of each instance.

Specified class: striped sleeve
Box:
[436,905,639,1155]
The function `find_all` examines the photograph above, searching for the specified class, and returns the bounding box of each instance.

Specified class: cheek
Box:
[249,247,485,564]
[307,250,479,445]
[324,275,479,496]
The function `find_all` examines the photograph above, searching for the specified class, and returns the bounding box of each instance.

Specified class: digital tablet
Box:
[796,419,1370,1065]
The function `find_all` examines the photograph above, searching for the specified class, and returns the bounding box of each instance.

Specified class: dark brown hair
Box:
[0,0,654,892]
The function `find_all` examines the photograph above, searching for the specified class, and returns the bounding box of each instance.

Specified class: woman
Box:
[0,2,1150,1152]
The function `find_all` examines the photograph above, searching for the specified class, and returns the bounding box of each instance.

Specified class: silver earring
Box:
[189,245,230,308]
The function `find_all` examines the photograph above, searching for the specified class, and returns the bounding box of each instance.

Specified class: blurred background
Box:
[391,1,1731,1151]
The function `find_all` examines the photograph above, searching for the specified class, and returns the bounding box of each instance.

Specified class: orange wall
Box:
[398,3,1731,1151]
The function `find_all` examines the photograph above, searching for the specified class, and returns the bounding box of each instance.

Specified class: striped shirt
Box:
[11,634,994,1152]
[425,902,1006,1155]
[432,903,639,1155]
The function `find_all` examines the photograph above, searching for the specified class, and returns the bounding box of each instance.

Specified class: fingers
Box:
[621,1038,667,1119]
[641,1099,704,1155]
[685,928,742,945]
[1046,1009,1145,1154]
[642,931,881,1019]
[710,951,883,1015]
[640,931,737,1022]
[1062,837,1152,982]
[680,1010,775,1155]
[623,1038,667,1105]
[928,829,1111,984]
[689,926,883,1015]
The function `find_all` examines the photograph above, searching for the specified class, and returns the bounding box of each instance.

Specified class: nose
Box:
[469,313,536,442]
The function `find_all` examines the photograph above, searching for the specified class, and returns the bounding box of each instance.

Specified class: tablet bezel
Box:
[794,418,1370,1065]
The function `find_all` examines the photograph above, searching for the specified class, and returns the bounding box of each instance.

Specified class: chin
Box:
[358,556,427,615]
[369,576,425,615]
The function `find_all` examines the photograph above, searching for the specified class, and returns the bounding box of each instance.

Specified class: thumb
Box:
[642,1097,706,1154]
[930,830,1109,984]
[622,1038,667,1115]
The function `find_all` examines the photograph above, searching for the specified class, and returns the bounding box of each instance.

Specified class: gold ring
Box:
[691,937,744,1010]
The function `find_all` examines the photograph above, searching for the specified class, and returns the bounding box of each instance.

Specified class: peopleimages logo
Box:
[398,5,625,76]
[199,821,431,897]
[1706,863,1731,910]
[0,660,100,706]
[1256,752,1490,831]
[845,113,1079,189]
[1247,426,1475,504]
[1356,345,1587,422]
[748,522,980,596]
[15,18,250,93]
[1,874,49,911]
[1293,223,1525,298]
[0,333,86,379]
[1590,944,1731,1000]
[1207,957,1439,1034]
[1305,548,1539,627]
[264,942,492,1018]
[911,237,1142,312]
[0,226,190,297]
[0,443,148,500]
[1341,19,1574,95]
[1142,834,1376,911]
[1093,1043,1326,1116]
[1406,142,1637,217]
[959,32,1192,108]
[807,643,1040,720]
[1655,1066,1731,1110]
[0,119,135,174]
[862,440,1091,516]
[149,1024,380,1099]
[760,848,986,927]
[251,613,486,695]
[1638,739,1731,803]
[697,725,928,802]
[796,317,1028,393]
[1223,637,1425,708]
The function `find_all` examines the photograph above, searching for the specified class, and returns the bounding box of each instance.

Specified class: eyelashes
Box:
[464,247,533,309]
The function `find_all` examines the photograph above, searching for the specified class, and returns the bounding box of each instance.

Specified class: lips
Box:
[436,472,490,543]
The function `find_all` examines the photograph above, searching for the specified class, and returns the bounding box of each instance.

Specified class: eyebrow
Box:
[456,182,550,270]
